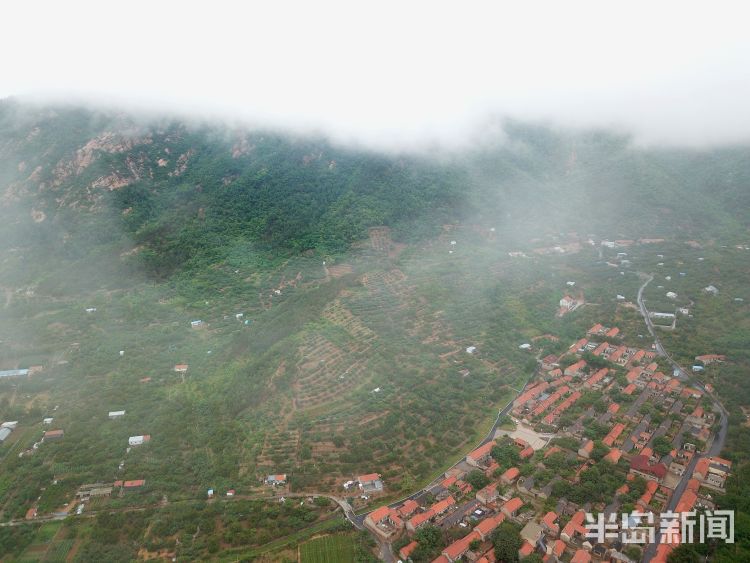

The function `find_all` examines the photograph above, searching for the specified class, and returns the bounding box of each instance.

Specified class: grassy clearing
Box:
[299,533,356,563]
[32,521,61,544]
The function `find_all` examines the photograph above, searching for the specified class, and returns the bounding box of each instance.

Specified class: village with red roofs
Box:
[363,322,730,563]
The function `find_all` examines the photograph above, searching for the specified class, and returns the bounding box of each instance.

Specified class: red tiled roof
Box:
[501,467,520,481]
[467,441,495,462]
[519,541,534,556]
[562,511,587,538]
[442,476,457,488]
[502,497,523,514]
[630,455,667,478]
[693,457,710,477]
[358,473,380,483]
[608,402,620,414]
[623,383,637,395]
[571,548,592,563]
[565,360,587,374]
[368,506,391,524]
[124,479,145,488]
[626,368,641,383]
[584,368,608,387]
[711,456,732,468]
[475,513,505,536]
[431,495,456,515]
[399,499,419,517]
[542,511,559,531]
[592,342,609,356]
[676,490,698,513]
[443,531,480,561]
[604,448,622,464]
[520,446,534,459]
[606,327,620,338]
[400,541,418,560]
[408,510,434,529]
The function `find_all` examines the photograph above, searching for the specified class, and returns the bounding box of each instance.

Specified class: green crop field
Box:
[300,534,356,563]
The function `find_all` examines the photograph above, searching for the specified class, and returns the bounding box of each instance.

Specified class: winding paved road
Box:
[637,274,729,563]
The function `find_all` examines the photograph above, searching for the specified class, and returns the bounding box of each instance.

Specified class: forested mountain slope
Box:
[1,102,748,285]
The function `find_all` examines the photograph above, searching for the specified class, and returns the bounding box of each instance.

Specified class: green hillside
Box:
[0,102,749,560]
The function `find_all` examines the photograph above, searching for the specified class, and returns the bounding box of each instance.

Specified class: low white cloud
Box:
[3,0,750,149]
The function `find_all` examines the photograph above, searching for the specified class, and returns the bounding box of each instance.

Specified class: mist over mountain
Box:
[1,101,748,290]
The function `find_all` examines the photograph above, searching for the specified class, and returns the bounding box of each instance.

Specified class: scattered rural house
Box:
[123,479,145,489]
[108,410,126,419]
[174,364,189,372]
[559,294,583,315]
[226,489,235,497]
[42,417,53,424]
[190,320,205,328]
[75,485,111,504]
[44,429,64,441]
[128,435,151,446]
[25,508,37,520]
[0,427,12,443]
[358,473,384,492]
[0,369,30,378]
[695,354,726,365]
[266,474,287,486]
[704,285,719,295]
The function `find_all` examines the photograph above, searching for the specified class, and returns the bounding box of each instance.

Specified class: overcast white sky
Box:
[3,1,750,149]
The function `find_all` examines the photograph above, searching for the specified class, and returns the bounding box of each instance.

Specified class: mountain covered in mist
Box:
[1,101,748,286]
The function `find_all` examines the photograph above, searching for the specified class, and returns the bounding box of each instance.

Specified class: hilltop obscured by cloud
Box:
[3,1,750,150]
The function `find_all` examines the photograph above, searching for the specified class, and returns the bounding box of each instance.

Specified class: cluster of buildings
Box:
[367,322,731,562]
